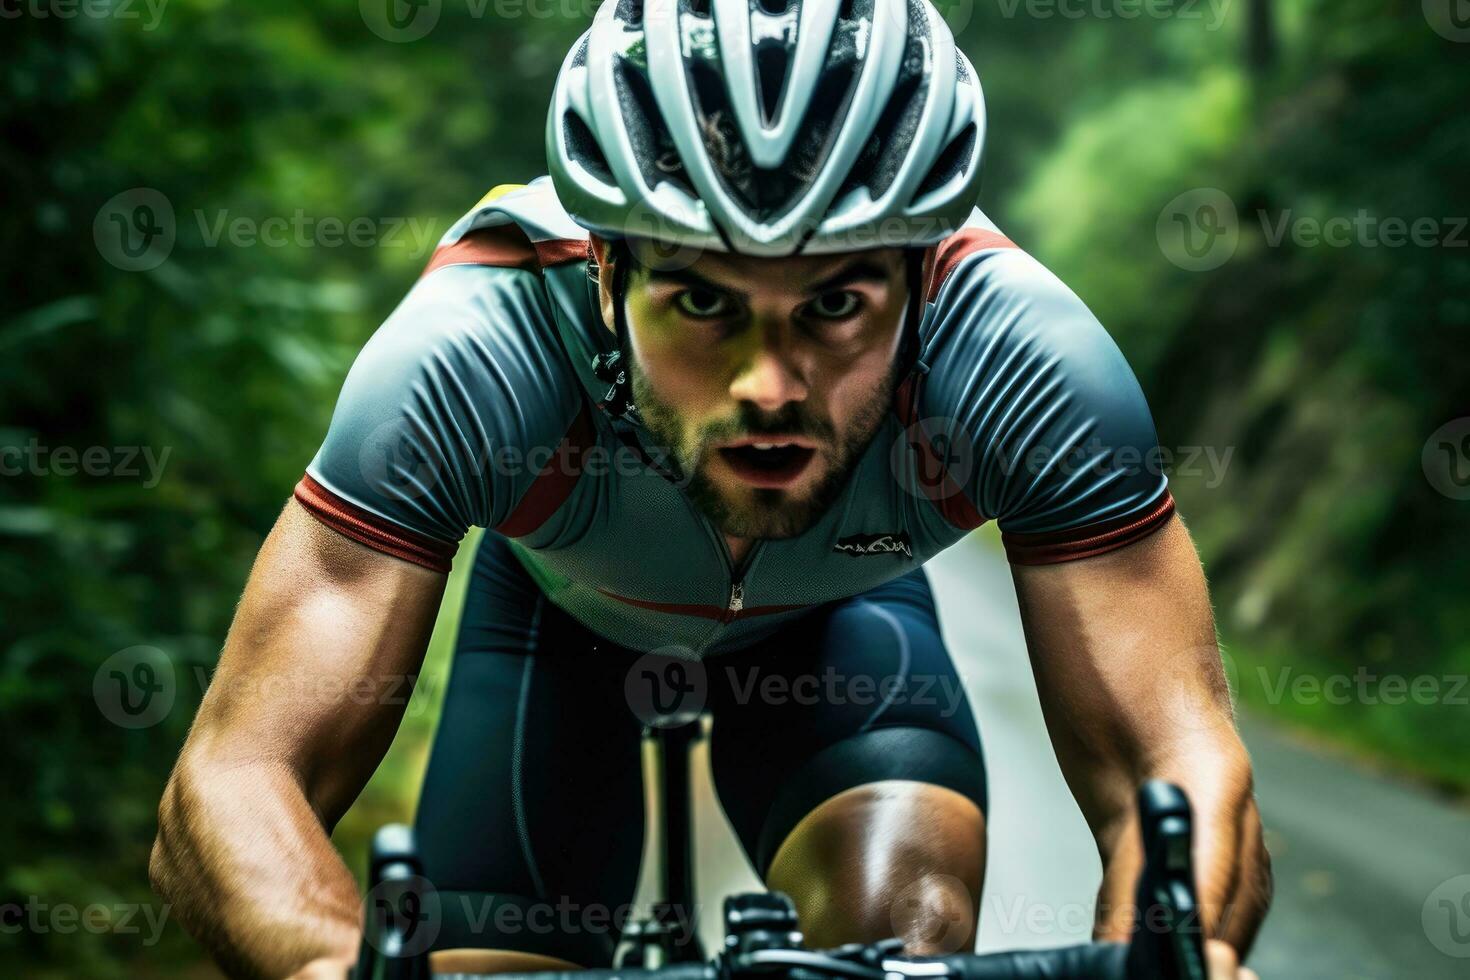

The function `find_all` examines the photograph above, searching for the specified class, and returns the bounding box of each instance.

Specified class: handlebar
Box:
[353,781,1207,980]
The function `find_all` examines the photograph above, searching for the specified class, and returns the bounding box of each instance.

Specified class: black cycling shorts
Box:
[413,531,987,965]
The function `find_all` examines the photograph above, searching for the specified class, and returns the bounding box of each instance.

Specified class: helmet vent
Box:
[682,50,859,221]
[616,57,693,196]
[756,0,789,13]
[686,0,711,16]
[563,112,615,186]
[838,29,928,201]
[616,0,644,25]
[913,123,976,200]
[755,44,788,126]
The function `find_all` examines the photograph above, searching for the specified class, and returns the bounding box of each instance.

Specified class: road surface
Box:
[661,530,1470,979]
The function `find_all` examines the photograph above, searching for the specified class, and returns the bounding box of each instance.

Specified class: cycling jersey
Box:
[296,178,1172,656]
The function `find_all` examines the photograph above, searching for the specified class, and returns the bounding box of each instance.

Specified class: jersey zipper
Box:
[709,527,759,626]
[724,581,745,621]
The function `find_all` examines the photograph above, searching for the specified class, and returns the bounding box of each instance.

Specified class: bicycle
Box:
[352,721,1207,980]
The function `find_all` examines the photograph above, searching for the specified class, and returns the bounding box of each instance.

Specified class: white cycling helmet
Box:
[546,0,986,257]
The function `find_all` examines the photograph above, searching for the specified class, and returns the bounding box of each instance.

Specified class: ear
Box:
[588,235,617,337]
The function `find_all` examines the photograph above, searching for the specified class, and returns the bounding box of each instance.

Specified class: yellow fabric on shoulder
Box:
[475,184,527,208]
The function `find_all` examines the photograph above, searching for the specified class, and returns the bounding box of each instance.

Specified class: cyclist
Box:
[151,2,1270,978]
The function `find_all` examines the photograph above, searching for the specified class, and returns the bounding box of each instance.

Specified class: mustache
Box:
[696,403,835,446]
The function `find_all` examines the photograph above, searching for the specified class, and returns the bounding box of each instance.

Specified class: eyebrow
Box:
[642,257,897,298]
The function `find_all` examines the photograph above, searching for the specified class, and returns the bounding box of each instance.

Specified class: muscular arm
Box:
[1010,516,1272,957]
[150,500,447,978]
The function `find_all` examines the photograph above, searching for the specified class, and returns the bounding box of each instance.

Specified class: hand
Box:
[1206,939,1258,980]
[287,956,354,980]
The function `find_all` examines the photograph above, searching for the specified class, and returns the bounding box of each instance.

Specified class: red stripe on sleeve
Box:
[421,228,589,279]
[891,375,989,531]
[1001,491,1176,566]
[493,404,598,538]
[293,475,457,573]
[927,227,1019,302]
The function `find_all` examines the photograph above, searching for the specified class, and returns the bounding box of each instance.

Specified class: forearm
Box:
[1091,742,1271,954]
[151,751,361,978]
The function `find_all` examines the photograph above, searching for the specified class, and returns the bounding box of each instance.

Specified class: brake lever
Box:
[1125,782,1207,980]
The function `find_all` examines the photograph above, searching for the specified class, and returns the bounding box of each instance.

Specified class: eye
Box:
[804,291,863,320]
[674,288,736,319]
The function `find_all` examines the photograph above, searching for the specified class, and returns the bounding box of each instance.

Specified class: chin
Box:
[698,470,832,540]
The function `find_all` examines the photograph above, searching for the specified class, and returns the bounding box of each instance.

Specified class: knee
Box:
[765,781,985,955]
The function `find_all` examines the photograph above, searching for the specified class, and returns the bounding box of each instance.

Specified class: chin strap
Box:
[590,248,643,425]
[899,248,933,422]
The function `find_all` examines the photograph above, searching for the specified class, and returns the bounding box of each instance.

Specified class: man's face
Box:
[597,238,910,540]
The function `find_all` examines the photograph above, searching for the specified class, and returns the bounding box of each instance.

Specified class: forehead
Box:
[628,239,906,295]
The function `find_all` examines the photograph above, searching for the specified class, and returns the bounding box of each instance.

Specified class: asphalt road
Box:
[664,530,1470,979]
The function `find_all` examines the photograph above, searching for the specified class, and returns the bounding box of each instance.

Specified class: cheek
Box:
[819,348,896,433]
[817,317,903,429]
[628,306,726,411]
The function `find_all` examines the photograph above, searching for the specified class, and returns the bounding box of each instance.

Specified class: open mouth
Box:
[716,442,818,489]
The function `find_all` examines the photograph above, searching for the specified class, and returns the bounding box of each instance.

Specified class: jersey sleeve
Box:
[295,264,584,572]
[916,242,1174,565]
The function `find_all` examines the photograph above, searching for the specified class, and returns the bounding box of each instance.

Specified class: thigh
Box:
[707,566,987,878]
[415,533,647,966]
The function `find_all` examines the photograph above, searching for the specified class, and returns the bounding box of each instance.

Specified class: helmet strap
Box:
[898,248,931,379]
[589,243,642,424]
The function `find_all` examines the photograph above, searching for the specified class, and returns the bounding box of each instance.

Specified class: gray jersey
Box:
[298,179,1172,655]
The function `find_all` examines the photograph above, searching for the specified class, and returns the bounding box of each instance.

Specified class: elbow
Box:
[150,760,193,902]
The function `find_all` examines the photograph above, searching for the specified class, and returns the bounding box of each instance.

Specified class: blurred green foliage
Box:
[2,0,1465,975]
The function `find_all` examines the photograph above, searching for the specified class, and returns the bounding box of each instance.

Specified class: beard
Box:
[630,357,898,540]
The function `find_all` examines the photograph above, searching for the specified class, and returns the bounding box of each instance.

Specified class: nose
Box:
[728,345,809,413]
